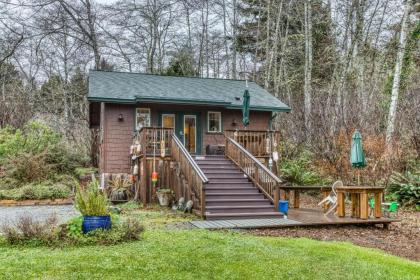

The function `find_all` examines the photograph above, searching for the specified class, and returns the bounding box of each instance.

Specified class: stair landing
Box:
[196,155,282,220]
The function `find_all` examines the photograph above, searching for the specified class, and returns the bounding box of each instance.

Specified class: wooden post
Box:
[337,191,345,217]
[201,184,206,219]
[322,190,329,212]
[254,162,259,183]
[351,193,359,217]
[284,190,290,201]
[140,157,147,204]
[274,185,280,210]
[293,190,300,208]
[374,192,382,218]
[360,192,369,219]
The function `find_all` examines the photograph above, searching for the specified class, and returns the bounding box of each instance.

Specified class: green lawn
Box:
[0,226,419,280]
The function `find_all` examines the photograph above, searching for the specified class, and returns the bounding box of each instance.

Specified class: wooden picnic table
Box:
[280,185,332,210]
[336,186,385,220]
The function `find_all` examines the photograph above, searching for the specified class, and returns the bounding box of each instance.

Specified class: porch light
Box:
[232,119,237,126]
[118,114,124,121]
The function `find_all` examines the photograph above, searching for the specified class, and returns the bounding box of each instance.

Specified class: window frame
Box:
[135,108,151,131]
[207,111,222,133]
[161,113,176,130]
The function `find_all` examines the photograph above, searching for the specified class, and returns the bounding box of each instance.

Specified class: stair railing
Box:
[171,134,209,218]
[225,136,282,210]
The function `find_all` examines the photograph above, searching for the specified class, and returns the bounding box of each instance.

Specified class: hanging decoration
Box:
[151,129,158,188]
[265,137,271,154]
[160,130,166,158]
[152,171,158,186]
[133,163,139,175]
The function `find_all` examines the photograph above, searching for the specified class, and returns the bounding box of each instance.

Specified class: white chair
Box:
[318,180,343,215]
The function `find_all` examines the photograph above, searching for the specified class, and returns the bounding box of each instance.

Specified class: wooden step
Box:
[206,205,275,213]
[206,198,272,206]
[206,193,265,199]
[208,179,250,184]
[206,212,282,220]
[205,182,255,187]
[195,155,226,159]
[202,169,244,174]
[205,173,247,179]
[196,161,234,166]
[205,187,259,194]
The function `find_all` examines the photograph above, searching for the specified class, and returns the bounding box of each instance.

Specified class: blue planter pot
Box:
[278,200,289,215]
[82,216,111,234]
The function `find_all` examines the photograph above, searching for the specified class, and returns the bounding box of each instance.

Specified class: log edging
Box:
[0,198,73,206]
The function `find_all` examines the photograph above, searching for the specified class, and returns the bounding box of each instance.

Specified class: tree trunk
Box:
[231,0,237,79]
[385,0,411,151]
[304,0,313,132]
[222,0,230,78]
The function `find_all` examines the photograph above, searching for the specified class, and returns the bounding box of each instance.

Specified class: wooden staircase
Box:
[195,155,283,220]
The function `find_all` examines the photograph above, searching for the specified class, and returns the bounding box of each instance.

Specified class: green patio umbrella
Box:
[350,130,366,185]
[242,88,250,127]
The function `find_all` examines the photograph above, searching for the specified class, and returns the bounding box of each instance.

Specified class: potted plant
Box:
[108,175,133,203]
[75,179,111,234]
[156,188,173,206]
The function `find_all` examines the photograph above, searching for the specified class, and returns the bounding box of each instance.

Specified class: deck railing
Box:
[224,130,281,157]
[225,136,282,209]
[171,134,209,217]
[136,127,174,156]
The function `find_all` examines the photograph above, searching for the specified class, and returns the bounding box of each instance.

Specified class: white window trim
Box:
[135,108,151,131]
[207,111,222,133]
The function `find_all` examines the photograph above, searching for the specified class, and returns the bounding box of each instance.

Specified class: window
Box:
[207,111,222,133]
[136,108,151,130]
[162,114,175,130]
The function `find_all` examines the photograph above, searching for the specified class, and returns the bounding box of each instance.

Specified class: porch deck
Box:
[190,208,399,229]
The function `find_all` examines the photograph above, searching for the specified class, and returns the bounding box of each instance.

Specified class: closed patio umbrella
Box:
[242,88,250,127]
[350,130,366,185]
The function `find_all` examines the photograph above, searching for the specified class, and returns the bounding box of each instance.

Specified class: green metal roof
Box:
[88,70,291,112]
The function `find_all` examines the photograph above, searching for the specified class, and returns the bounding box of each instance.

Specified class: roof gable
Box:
[88,70,291,112]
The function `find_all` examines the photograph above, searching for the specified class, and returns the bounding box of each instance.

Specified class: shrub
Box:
[0,122,60,159]
[74,167,98,179]
[0,121,88,178]
[1,215,58,246]
[387,171,420,207]
[75,179,109,216]
[279,151,330,186]
[0,182,71,200]
[63,217,144,246]
[107,174,133,201]
[1,151,55,183]
[1,215,144,247]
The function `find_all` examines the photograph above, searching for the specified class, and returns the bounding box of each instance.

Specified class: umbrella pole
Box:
[357,169,360,186]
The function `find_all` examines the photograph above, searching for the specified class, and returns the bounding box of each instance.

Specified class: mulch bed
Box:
[247,193,420,262]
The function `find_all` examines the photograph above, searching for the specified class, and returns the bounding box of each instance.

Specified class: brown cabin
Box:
[88,70,291,219]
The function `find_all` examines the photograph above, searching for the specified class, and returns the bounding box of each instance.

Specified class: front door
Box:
[159,112,201,154]
[183,115,197,153]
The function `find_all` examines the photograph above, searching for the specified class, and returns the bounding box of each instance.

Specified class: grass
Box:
[0,208,418,279]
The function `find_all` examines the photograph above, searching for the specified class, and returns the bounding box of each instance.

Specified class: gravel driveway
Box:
[0,205,79,227]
